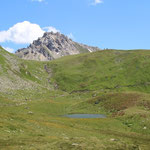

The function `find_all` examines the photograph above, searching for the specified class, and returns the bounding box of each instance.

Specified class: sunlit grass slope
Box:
[49,50,150,93]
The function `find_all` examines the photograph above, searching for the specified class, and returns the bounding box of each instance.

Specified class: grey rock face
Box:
[15,32,100,61]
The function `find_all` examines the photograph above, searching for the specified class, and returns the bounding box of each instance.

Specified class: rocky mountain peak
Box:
[15,32,100,61]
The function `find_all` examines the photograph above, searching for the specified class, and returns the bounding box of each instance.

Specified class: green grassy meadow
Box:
[0,47,150,149]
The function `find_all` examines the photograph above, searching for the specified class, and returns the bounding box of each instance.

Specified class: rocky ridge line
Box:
[15,32,100,61]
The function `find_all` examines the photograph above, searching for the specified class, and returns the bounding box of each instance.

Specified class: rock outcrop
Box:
[15,32,100,61]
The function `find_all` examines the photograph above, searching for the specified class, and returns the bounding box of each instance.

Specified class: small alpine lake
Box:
[64,114,106,118]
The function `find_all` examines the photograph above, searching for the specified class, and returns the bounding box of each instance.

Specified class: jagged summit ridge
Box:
[15,32,99,61]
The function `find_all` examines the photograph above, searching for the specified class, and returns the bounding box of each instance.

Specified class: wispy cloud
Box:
[2,47,15,53]
[43,26,60,33]
[91,0,103,5]
[31,0,44,2]
[67,33,75,40]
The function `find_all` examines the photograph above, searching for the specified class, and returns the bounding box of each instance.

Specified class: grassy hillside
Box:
[48,49,150,93]
[0,46,55,100]
[0,47,150,149]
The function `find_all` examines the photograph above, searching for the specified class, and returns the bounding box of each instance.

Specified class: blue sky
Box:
[0,0,150,53]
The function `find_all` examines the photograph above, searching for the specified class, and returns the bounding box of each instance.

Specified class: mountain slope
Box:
[2,47,150,96]
[0,46,54,99]
[15,32,99,61]
[1,47,150,149]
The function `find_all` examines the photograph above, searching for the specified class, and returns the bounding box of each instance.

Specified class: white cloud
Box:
[43,26,60,33]
[92,0,103,5]
[32,0,44,2]
[3,47,15,53]
[0,21,70,49]
[0,21,45,44]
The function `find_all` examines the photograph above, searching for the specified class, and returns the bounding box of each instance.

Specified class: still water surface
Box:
[65,114,106,118]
